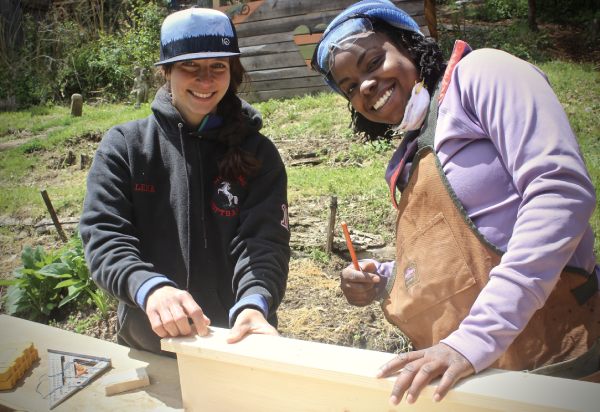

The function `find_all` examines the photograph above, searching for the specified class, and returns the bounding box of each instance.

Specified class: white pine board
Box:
[162,327,600,412]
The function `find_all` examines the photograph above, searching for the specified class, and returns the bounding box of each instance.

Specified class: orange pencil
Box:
[341,221,360,270]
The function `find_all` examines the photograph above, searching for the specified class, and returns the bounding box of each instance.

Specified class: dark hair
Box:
[351,21,446,141]
[161,57,261,180]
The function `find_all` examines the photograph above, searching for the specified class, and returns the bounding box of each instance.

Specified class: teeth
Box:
[373,87,393,110]
[191,91,212,98]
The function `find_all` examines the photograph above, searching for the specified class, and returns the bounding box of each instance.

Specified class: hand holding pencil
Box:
[339,222,381,307]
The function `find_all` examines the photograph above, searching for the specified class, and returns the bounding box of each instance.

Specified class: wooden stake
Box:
[325,195,337,254]
[40,189,68,243]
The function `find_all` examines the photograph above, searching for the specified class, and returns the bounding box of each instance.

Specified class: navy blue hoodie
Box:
[80,86,290,353]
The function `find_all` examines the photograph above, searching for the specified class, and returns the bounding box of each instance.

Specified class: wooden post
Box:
[162,327,600,412]
[80,153,90,170]
[424,0,437,39]
[325,195,337,254]
[40,189,68,243]
[70,93,83,117]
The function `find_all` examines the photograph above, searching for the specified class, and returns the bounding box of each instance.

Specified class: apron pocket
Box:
[391,212,477,322]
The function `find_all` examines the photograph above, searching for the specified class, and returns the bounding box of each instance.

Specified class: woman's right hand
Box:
[340,261,381,306]
[145,285,211,338]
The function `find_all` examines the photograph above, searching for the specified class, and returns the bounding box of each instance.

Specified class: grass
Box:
[540,60,600,254]
[255,92,354,140]
[0,60,598,262]
[0,103,151,179]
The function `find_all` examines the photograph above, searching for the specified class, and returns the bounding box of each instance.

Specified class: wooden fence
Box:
[215,0,428,102]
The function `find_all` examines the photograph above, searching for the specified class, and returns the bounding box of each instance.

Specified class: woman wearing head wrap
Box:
[313,0,599,405]
[80,8,290,354]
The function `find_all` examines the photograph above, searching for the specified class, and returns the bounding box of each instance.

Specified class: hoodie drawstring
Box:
[196,138,209,250]
[178,123,192,291]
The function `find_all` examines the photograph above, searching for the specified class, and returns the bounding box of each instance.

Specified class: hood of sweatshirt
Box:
[150,85,263,139]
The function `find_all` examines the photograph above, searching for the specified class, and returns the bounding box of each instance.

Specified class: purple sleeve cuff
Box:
[356,259,394,300]
[135,276,177,309]
[228,294,268,327]
[375,260,395,300]
[375,260,395,281]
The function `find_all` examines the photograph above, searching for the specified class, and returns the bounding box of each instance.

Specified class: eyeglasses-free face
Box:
[328,31,418,125]
[166,58,231,127]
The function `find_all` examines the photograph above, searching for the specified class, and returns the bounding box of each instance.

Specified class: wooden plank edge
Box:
[162,327,600,412]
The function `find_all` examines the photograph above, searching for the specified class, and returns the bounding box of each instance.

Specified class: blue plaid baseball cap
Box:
[155,8,240,66]
[311,0,423,94]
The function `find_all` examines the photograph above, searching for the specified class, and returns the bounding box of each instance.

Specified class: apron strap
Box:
[570,268,599,305]
[388,84,441,209]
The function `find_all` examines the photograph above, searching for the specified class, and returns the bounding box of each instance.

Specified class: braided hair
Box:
[214,57,261,181]
[351,21,446,141]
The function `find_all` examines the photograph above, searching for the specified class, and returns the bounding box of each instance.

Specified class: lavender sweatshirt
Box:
[377,45,599,372]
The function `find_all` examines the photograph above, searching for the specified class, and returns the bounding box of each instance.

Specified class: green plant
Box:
[0,0,167,107]
[0,236,112,321]
[54,236,111,315]
[338,140,395,165]
[475,0,528,21]
[438,19,552,63]
[1,245,64,321]
[307,247,331,265]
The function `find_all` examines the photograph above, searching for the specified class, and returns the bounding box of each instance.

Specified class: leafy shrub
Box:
[537,0,598,24]
[476,0,528,21]
[0,236,112,322]
[0,0,166,107]
[1,245,63,321]
[438,20,552,62]
[58,1,166,102]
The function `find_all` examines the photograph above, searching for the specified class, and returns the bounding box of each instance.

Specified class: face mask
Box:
[394,80,430,132]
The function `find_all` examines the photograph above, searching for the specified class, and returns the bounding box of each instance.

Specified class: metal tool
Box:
[47,349,111,409]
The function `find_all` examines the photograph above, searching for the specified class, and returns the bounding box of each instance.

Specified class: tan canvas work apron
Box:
[381,146,600,372]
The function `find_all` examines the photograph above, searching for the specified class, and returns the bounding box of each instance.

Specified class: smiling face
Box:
[329,31,418,125]
[166,58,231,127]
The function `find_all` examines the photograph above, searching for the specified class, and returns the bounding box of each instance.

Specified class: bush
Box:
[476,0,528,21]
[0,0,166,107]
[438,19,552,62]
[0,236,112,322]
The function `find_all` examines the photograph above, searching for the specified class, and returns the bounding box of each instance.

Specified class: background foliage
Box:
[0,0,165,107]
[1,0,598,108]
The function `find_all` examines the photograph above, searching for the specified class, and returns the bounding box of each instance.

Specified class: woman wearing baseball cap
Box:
[313,0,599,405]
[80,7,290,354]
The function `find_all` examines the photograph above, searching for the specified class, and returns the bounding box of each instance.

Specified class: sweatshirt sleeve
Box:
[230,136,291,318]
[440,49,597,371]
[79,127,169,307]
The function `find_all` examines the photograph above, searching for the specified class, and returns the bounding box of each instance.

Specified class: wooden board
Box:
[244,75,327,92]
[241,51,306,71]
[162,327,600,412]
[238,32,294,48]
[0,315,182,412]
[240,41,299,57]
[243,66,322,82]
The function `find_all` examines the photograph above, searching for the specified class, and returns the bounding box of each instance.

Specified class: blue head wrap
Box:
[311,0,423,94]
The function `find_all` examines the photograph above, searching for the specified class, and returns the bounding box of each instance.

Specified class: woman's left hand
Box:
[227,308,279,343]
[377,343,475,405]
